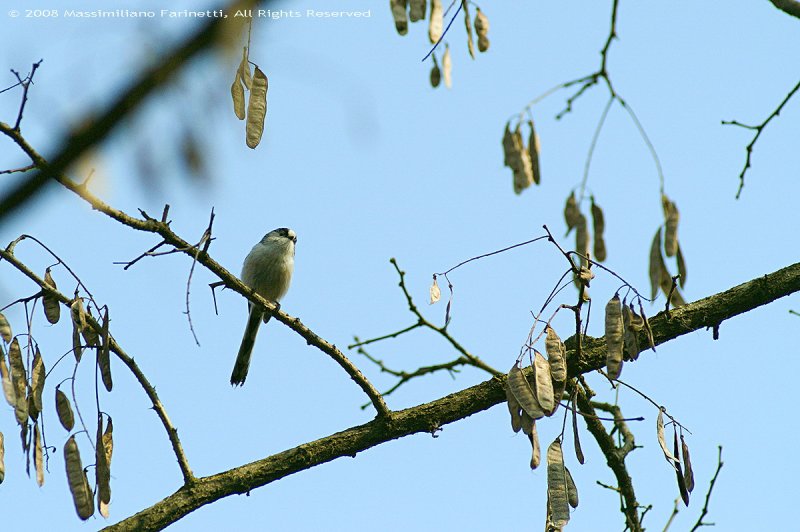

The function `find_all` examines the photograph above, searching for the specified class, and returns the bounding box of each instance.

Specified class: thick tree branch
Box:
[769,0,800,19]
[101,261,800,530]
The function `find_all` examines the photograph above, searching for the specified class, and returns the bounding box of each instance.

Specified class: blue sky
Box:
[1,0,799,530]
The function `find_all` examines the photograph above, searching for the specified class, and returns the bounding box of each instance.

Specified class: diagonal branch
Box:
[769,0,800,19]
[100,261,800,531]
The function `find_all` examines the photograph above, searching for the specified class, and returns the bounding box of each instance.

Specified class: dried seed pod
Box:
[656,409,678,469]
[590,197,606,261]
[673,428,690,506]
[502,123,515,167]
[563,192,581,236]
[43,269,61,324]
[504,383,523,433]
[528,120,541,185]
[409,0,425,22]
[8,338,28,425]
[429,56,441,88]
[622,303,640,362]
[246,66,268,149]
[546,439,570,528]
[605,294,624,379]
[96,415,111,515]
[578,266,594,286]
[545,327,566,384]
[676,243,687,288]
[428,0,443,43]
[238,46,252,89]
[1,351,14,407]
[0,312,11,343]
[390,0,409,35]
[442,44,452,89]
[575,214,589,268]
[520,410,534,436]
[461,0,475,59]
[533,351,555,414]
[565,467,579,508]
[572,397,585,464]
[99,308,112,392]
[511,126,534,194]
[680,434,695,493]
[56,388,75,432]
[506,364,544,419]
[230,75,246,120]
[80,310,99,348]
[529,421,541,469]
[649,228,665,301]
[31,347,45,417]
[34,422,44,486]
[636,301,656,351]
[0,431,4,484]
[64,436,94,520]
[474,8,490,52]
[662,195,679,257]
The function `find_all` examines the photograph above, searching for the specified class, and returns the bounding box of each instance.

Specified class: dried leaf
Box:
[442,44,452,89]
[572,398,585,464]
[429,277,441,304]
[649,228,665,301]
[663,195,679,257]
[529,421,541,469]
[565,467,579,508]
[56,388,75,432]
[238,46,252,89]
[428,0,443,43]
[546,439,570,528]
[656,409,679,469]
[533,351,555,414]
[31,347,45,418]
[246,66,268,149]
[409,0,425,22]
[504,384,523,433]
[1,350,14,407]
[563,192,581,236]
[8,338,28,425]
[43,269,61,324]
[676,242,687,288]
[528,120,540,185]
[64,435,94,520]
[591,197,606,261]
[99,309,112,392]
[681,434,695,493]
[390,0,408,35]
[230,75,246,120]
[506,364,544,419]
[0,431,4,484]
[474,8,490,52]
[0,312,11,343]
[34,422,44,486]
[605,294,624,379]
[545,327,566,384]
[461,0,475,59]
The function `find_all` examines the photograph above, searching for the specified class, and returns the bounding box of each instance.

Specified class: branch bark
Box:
[103,261,800,530]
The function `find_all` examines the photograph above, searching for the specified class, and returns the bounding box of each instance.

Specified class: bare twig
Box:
[689,446,724,531]
[9,60,43,131]
[722,78,800,198]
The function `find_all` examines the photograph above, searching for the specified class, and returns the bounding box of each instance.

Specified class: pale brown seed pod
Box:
[575,214,589,268]
[246,67,268,149]
[442,44,452,88]
[1,350,14,408]
[656,409,679,469]
[605,294,624,379]
[546,439,570,528]
[565,467,579,508]
[637,301,656,352]
[238,46,252,89]
[390,0,409,35]
[56,388,75,432]
[0,312,11,343]
[529,421,541,469]
[99,309,112,392]
[680,434,695,493]
[520,410,534,436]
[528,120,541,185]
[506,364,545,419]
[545,327,566,384]
[511,126,533,193]
[533,351,554,414]
[563,192,581,235]
[43,269,61,324]
[34,422,44,486]
[8,338,28,425]
[590,197,607,261]
[662,195,680,257]
[64,436,94,520]
[649,228,665,301]
[0,431,5,483]
[502,123,515,167]
[461,0,475,59]
[429,54,441,88]
[572,398,585,464]
[31,348,45,417]
[622,303,640,362]
[80,309,99,348]
[231,75,246,120]
[429,277,441,304]
[676,243,687,288]
[474,8,490,52]
[504,383,523,433]
[409,0,426,21]
[428,0,443,43]
[96,415,111,515]
[673,428,690,506]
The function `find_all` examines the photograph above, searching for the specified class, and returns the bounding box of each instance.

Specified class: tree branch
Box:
[101,261,800,530]
[769,0,800,19]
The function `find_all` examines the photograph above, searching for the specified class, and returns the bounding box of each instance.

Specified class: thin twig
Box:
[689,446,723,531]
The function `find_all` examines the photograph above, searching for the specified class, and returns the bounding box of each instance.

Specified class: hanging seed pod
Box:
[529,421,541,469]
[572,397,585,464]
[96,415,111,516]
[246,67,268,149]
[565,467,579,508]
[461,0,475,59]
[0,431,4,484]
[409,0,425,22]
[622,303,639,362]
[42,269,61,324]
[563,192,581,235]
[0,312,11,343]
[56,388,75,432]
[637,301,656,351]
[8,339,28,425]
[656,409,679,469]
[545,327,566,384]
[429,276,441,304]
[676,243,687,288]
[590,197,607,261]
[528,120,541,185]
[31,348,45,418]
[673,428,690,506]
[429,54,441,88]
[505,387,523,433]
[34,422,44,486]
[442,44,452,89]
[1,350,14,407]
[649,228,666,301]
[546,439,570,528]
[533,351,555,414]
[506,364,545,419]
[390,0,409,35]
[428,0,443,43]
[662,195,680,257]
[605,294,624,379]
[98,309,112,392]
[511,125,534,194]
[520,410,534,435]
[502,123,515,167]
[80,310,99,348]
[64,436,94,520]
[681,434,695,493]
[230,74,246,120]
[474,8,490,52]
[238,46,252,89]
[575,214,589,268]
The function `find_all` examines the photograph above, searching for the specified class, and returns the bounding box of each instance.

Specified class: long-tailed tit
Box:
[230,227,296,386]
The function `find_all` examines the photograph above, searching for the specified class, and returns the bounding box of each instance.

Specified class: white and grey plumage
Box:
[231,227,296,386]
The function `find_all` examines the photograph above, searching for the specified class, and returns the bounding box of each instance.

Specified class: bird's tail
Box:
[231,306,264,386]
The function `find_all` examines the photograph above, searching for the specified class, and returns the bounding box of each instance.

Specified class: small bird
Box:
[231,227,296,386]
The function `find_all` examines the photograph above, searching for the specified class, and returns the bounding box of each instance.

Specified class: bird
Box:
[231,227,296,386]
